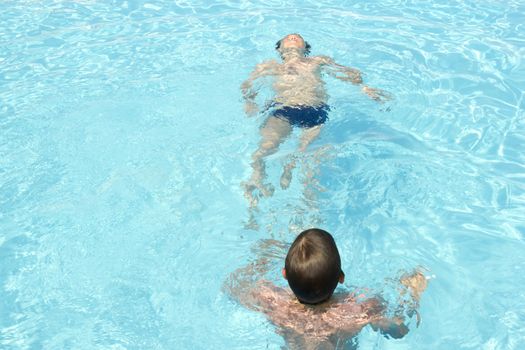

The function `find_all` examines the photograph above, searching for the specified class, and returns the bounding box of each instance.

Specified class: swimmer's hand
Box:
[399,269,428,326]
[372,316,410,339]
[400,270,428,302]
[244,101,259,117]
[362,86,392,103]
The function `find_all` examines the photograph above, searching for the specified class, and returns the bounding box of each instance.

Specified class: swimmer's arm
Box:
[241,61,276,92]
[241,60,278,115]
[370,270,429,338]
[356,297,410,339]
[225,245,297,332]
[370,316,410,339]
[318,56,392,103]
[223,256,271,311]
[317,55,363,84]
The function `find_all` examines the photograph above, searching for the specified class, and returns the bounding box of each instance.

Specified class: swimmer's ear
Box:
[339,270,345,284]
[282,268,287,280]
[304,41,311,56]
[275,40,282,51]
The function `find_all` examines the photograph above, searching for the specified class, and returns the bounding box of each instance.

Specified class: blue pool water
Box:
[1,0,524,349]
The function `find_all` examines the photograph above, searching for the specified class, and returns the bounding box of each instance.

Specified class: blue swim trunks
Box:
[272,104,330,128]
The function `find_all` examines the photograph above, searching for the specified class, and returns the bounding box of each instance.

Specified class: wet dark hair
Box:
[275,35,311,56]
[285,228,342,304]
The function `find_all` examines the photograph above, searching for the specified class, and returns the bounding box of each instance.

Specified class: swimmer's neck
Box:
[280,48,305,62]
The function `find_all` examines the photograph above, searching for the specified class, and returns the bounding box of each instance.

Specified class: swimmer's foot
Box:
[244,209,259,230]
[261,183,275,197]
[242,180,275,207]
[280,159,296,190]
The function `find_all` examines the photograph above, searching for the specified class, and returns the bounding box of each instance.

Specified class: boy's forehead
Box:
[284,33,304,40]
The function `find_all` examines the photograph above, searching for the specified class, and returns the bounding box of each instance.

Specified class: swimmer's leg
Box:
[243,116,292,206]
[280,125,322,189]
[298,125,322,152]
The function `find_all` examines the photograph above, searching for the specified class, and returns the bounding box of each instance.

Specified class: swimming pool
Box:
[1,0,524,348]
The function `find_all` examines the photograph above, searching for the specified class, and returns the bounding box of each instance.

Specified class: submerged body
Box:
[256,282,388,328]
[225,256,426,349]
[249,54,332,108]
[241,34,389,208]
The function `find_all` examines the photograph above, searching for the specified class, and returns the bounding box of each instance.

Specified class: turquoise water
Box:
[1,0,524,349]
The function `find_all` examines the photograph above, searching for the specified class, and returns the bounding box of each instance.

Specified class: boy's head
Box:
[283,228,345,304]
[275,33,311,56]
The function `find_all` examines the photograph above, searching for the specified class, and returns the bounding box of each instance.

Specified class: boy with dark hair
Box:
[225,228,427,349]
[284,229,344,304]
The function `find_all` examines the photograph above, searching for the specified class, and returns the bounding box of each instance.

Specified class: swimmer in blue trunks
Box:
[242,33,390,207]
[272,104,330,128]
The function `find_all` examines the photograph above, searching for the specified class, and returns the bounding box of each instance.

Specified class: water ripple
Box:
[1,1,525,349]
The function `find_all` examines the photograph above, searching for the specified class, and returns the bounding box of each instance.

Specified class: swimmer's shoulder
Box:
[255,59,280,71]
[323,293,387,329]
[252,280,293,310]
[310,55,335,65]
